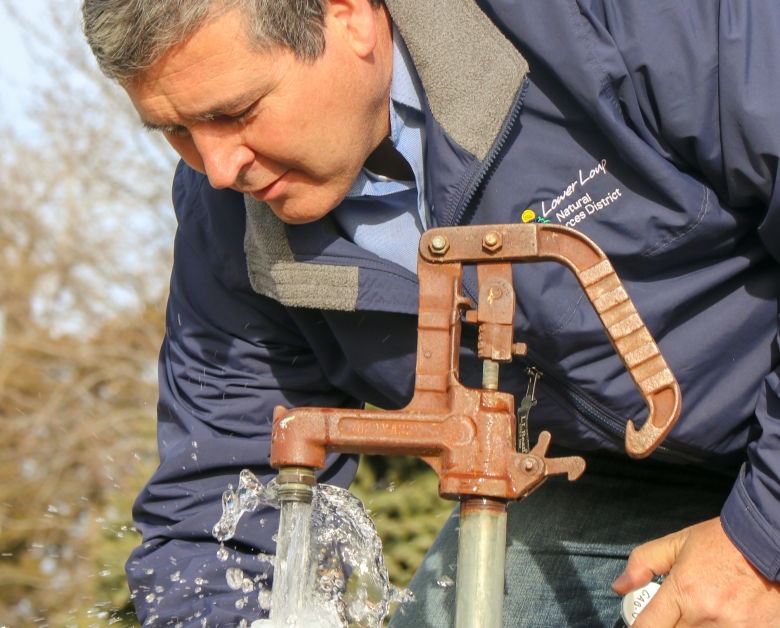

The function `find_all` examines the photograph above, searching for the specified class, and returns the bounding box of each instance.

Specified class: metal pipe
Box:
[455,497,508,628]
[482,359,499,390]
[453,359,507,627]
[276,466,316,504]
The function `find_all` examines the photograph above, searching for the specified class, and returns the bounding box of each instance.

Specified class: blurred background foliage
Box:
[0,1,451,626]
[351,457,454,590]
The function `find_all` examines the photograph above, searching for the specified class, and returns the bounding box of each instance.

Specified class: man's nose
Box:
[192,130,255,190]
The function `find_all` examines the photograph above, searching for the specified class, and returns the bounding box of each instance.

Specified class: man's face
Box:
[126,2,392,223]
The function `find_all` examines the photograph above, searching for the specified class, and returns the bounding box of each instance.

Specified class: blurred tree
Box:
[0,0,176,626]
[0,2,453,627]
[351,456,455,589]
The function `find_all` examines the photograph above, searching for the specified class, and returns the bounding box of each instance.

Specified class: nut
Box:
[276,471,317,486]
[482,231,502,253]
[429,235,450,255]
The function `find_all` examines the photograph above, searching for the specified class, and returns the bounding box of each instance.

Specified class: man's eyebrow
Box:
[140,94,261,133]
[190,95,254,122]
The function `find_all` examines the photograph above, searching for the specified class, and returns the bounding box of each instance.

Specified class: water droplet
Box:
[39,556,57,575]
[155,585,164,593]
[170,571,181,582]
[145,594,155,603]
[191,453,198,462]
[235,597,246,610]
[145,568,154,575]
[258,588,272,611]
[238,620,248,628]
[194,577,208,585]
[216,545,229,562]
[387,482,395,493]
[191,441,198,448]
[99,570,110,577]
[47,505,58,513]
[436,575,455,588]
[226,567,244,590]
[241,577,254,593]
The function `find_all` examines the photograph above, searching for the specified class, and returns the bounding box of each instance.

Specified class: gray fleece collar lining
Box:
[385,0,529,161]
[244,197,360,311]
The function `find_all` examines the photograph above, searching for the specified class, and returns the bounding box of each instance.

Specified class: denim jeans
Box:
[388,451,736,628]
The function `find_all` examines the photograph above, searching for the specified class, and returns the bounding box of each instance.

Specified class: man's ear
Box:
[325,0,380,58]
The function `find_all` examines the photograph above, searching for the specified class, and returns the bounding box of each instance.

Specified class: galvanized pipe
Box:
[276,466,316,504]
[482,359,500,390]
[455,497,508,628]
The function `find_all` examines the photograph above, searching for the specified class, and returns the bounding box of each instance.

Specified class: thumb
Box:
[612,529,688,595]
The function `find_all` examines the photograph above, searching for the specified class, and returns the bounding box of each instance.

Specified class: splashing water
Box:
[213,470,414,627]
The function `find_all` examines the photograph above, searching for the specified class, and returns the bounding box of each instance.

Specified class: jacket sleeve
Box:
[703,0,780,584]
[126,168,360,626]
[604,0,780,580]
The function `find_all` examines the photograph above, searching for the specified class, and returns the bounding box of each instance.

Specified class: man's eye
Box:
[168,126,191,138]
[158,125,190,138]
[230,102,259,125]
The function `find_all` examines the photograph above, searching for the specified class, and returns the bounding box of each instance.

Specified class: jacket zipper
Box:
[517,356,705,464]
[450,79,530,227]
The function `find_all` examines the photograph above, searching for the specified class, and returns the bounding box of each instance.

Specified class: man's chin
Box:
[264,197,335,225]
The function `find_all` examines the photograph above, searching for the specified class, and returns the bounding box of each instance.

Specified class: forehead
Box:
[126,9,284,122]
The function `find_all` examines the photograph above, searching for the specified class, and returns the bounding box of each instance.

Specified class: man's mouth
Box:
[249,173,288,202]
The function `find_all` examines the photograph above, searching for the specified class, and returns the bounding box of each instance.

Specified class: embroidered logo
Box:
[535,160,623,228]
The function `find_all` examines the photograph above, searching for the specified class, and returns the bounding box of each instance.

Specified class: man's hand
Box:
[612,517,780,627]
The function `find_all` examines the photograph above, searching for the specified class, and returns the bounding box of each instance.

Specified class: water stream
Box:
[213,470,414,627]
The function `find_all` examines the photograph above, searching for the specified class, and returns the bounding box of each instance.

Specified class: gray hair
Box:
[82,0,383,83]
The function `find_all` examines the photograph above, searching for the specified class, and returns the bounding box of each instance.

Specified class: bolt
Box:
[482,231,502,253]
[429,235,449,255]
[512,342,528,356]
[523,459,536,473]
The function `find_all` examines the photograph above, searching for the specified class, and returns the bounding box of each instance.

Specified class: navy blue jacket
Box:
[127,1,780,625]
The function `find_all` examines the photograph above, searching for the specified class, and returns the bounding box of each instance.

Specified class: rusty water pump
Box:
[270,223,681,628]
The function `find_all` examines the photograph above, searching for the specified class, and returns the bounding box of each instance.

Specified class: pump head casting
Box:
[270,223,681,502]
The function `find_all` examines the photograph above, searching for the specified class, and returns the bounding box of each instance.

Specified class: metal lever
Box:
[420,224,681,459]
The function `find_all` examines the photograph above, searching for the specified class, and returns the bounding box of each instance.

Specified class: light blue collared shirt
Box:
[331,27,430,275]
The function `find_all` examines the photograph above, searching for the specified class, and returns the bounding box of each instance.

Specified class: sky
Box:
[0,0,74,137]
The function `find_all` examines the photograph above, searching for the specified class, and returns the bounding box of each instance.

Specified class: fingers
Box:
[612,529,688,594]
[631,582,683,628]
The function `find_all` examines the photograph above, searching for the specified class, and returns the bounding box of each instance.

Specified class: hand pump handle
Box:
[420,223,680,458]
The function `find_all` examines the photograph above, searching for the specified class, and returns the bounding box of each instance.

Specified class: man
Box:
[82,0,780,626]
